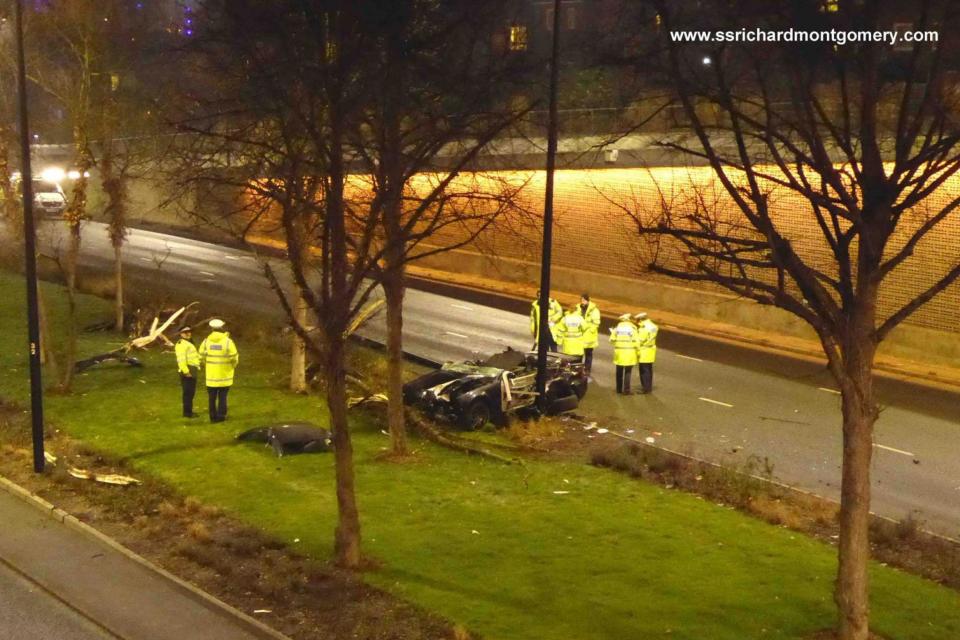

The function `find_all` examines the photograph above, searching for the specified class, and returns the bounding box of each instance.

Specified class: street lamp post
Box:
[14,0,46,473]
[535,0,562,409]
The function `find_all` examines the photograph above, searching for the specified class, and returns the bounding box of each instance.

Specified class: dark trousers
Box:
[207,386,230,422]
[615,365,633,394]
[638,363,653,393]
[583,348,594,374]
[179,367,198,417]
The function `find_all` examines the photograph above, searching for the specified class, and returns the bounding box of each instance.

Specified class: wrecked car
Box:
[403,348,588,430]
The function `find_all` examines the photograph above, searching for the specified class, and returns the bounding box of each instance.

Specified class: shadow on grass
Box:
[121,440,233,463]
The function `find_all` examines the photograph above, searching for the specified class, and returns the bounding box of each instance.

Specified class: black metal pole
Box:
[15,0,45,473]
[536,0,562,408]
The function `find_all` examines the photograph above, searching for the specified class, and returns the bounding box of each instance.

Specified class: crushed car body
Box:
[402,348,588,430]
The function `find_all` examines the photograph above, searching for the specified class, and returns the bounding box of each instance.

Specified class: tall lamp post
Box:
[535,0,562,407]
[14,0,46,473]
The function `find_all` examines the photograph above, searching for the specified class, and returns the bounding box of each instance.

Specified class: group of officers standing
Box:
[531,293,658,395]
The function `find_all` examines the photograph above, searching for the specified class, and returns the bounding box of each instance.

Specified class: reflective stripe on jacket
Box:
[175,339,200,375]
[581,302,600,348]
[609,321,639,366]
[637,319,659,363]
[199,331,239,387]
[557,310,586,356]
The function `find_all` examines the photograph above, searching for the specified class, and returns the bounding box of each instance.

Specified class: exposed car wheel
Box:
[544,381,578,415]
[572,378,588,399]
[459,400,491,431]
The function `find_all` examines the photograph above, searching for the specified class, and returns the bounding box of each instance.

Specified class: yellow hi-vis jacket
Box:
[557,309,586,356]
[637,319,659,363]
[199,331,239,387]
[581,302,601,349]
[530,297,563,343]
[175,338,200,375]
[609,320,639,366]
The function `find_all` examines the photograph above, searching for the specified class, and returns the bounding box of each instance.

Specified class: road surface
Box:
[0,561,116,640]
[10,220,960,538]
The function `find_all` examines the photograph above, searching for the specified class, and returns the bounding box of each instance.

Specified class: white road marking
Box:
[676,354,703,362]
[444,331,469,339]
[199,271,216,277]
[222,255,241,260]
[138,257,152,262]
[873,443,915,457]
[450,303,473,311]
[818,387,842,395]
[698,397,733,408]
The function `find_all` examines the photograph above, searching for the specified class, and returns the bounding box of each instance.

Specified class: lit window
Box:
[821,0,839,12]
[509,24,528,51]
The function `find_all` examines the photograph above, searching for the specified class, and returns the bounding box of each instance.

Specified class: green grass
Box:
[1,270,959,640]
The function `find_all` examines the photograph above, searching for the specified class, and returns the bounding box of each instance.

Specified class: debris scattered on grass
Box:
[471,530,479,535]
[596,428,609,434]
[552,491,570,495]
[253,609,272,614]
[348,393,389,409]
[645,437,655,444]
[68,468,140,486]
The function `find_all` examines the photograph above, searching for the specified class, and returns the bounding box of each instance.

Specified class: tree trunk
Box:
[58,220,81,392]
[834,318,879,640]
[383,260,409,456]
[325,336,362,568]
[290,292,308,393]
[37,287,57,374]
[114,243,124,332]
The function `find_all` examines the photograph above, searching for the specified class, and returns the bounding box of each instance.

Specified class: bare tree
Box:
[351,0,534,456]
[172,0,397,568]
[27,0,115,391]
[625,1,960,638]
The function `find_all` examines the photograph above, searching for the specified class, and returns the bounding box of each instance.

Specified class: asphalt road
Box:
[0,562,116,640]
[12,220,960,538]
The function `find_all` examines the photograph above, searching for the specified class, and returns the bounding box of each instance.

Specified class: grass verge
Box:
[1,270,959,639]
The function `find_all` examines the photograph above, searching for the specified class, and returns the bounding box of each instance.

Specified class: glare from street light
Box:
[702,56,712,65]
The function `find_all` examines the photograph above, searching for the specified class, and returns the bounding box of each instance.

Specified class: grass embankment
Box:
[1,271,958,640]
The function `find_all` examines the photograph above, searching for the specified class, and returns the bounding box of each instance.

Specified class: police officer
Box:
[199,318,239,423]
[557,305,586,362]
[530,290,563,351]
[634,312,659,394]
[579,294,600,375]
[174,326,200,418]
[609,313,639,394]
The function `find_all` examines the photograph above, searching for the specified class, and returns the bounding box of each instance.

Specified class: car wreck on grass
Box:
[403,348,588,430]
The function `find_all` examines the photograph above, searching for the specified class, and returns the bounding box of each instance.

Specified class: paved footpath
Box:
[0,482,287,640]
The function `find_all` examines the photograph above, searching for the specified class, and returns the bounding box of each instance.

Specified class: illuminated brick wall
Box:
[240,165,960,334]
[426,167,960,334]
